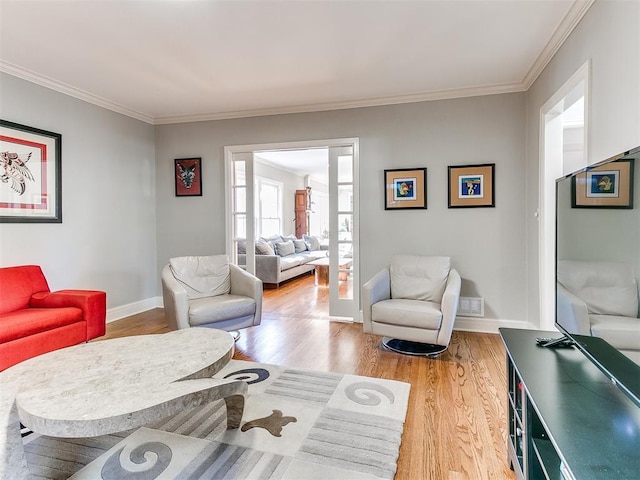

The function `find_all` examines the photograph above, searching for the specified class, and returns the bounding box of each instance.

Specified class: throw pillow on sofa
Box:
[255,239,275,255]
[275,240,295,256]
[261,235,284,251]
[293,239,307,253]
[303,234,321,251]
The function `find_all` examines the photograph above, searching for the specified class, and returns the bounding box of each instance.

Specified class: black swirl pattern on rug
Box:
[223,367,270,384]
[101,441,172,479]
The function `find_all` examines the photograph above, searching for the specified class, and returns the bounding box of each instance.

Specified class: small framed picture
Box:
[174,157,202,197]
[448,163,495,208]
[0,120,62,223]
[384,168,427,210]
[572,159,634,208]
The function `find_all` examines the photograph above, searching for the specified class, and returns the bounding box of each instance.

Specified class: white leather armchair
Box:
[557,260,640,362]
[162,255,262,337]
[362,255,461,356]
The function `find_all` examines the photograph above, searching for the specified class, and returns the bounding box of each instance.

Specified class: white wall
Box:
[525,0,640,327]
[155,93,528,326]
[0,73,157,315]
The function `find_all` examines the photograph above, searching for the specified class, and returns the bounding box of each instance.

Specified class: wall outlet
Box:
[458,297,485,317]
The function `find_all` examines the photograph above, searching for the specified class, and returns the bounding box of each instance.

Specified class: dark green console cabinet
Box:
[500,328,640,479]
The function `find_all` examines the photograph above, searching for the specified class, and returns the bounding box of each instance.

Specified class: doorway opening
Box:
[539,61,589,330]
[224,139,359,321]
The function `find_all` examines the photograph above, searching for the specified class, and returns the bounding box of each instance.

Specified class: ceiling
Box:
[0,0,593,125]
[256,148,329,184]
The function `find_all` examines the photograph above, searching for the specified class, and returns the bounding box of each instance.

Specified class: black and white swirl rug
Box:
[23,360,410,479]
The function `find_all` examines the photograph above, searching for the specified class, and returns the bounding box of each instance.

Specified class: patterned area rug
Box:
[23,360,411,479]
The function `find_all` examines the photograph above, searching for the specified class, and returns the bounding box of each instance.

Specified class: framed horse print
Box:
[0,120,62,223]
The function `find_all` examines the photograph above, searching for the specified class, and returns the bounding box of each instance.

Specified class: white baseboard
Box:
[108,302,536,334]
[454,316,534,334]
[106,296,163,323]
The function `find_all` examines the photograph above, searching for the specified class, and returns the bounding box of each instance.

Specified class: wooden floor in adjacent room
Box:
[100,274,516,480]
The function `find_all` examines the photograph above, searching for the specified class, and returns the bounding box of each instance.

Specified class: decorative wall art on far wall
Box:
[384,167,427,210]
[174,157,202,197]
[571,158,634,208]
[0,120,62,223]
[448,163,495,208]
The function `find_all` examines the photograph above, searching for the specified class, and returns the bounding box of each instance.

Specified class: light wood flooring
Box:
[100,274,515,480]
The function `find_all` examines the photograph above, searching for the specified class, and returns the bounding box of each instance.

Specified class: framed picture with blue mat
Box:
[384,167,427,210]
[448,163,495,208]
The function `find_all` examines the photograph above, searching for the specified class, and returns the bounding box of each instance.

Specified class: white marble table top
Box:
[308,256,352,267]
[0,328,237,438]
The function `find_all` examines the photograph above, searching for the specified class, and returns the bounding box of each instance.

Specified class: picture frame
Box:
[448,163,495,208]
[0,120,62,223]
[572,158,634,208]
[384,167,427,210]
[174,157,202,197]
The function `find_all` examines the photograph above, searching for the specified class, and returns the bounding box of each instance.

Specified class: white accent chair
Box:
[362,255,461,356]
[162,255,262,338]
[557,260,640,363]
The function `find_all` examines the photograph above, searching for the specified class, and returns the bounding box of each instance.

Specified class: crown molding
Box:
[522,0,595,89]
[2,0,593,127]
[153,82,527,125]
[0,61,154,124]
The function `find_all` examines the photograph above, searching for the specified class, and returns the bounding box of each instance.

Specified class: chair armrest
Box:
[30,289,106,340]
[230,264,263,326]
[556,283,591,335]
[437,269,461,346]
[362,268,391,333]
[161,265,191,330]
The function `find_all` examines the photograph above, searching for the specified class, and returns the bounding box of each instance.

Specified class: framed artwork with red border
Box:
[0,120,62,223]
[174,157,202,197]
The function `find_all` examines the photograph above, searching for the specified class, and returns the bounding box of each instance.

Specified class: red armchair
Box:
[0,265,106,371]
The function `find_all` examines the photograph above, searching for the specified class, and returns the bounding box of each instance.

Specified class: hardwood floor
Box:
[100,276,515,480]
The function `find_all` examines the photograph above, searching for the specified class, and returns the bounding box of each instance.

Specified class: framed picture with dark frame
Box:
[174,157,202,197]
[0,120,62,223]
[384,167,427,210]
[571,158,634,208]
[448,163,495,208]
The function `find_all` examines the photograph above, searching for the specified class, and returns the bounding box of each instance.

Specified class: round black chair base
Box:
[382,337,447,357]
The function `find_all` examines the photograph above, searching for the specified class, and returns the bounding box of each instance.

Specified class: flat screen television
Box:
[553,145,640,407]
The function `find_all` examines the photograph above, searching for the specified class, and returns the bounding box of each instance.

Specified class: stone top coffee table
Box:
[0,328,247,477]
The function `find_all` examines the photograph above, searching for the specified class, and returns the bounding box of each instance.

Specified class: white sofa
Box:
[237,235,328,287]
[557,260,640,363]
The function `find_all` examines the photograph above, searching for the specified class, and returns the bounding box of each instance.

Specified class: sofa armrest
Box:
[362,268,391,333]
[557,283,591,335]
[30,289,106,340]
[230,264,263,326]
[255,255,281,284]
[161,265,191,330]
[437,269,461,346]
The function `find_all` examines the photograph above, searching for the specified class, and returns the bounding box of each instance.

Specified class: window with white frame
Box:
[256,177,283,237]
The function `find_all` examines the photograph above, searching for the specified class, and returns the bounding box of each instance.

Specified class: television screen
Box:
[555,146,640,406]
